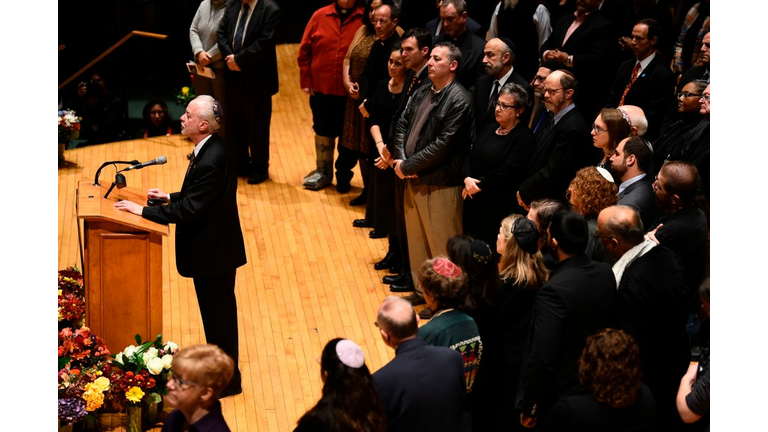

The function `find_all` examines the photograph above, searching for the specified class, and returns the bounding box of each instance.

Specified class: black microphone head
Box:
[156,156,168,164]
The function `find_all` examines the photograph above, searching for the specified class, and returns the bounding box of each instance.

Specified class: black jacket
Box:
[394,79,474,186]
[142,134,247,278]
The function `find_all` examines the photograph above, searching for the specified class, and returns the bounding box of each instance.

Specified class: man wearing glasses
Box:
[606,19,675,141]
[517,70,597,210]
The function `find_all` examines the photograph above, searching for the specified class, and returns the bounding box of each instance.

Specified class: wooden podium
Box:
[76,180,169,352]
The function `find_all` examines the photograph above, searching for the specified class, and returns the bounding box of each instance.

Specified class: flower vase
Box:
[143,396,160,428]
[59,143,66,167]
[126,405,142,432]
[58,422,74,432]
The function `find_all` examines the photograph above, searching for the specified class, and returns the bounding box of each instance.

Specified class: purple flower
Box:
[58,397,86,425]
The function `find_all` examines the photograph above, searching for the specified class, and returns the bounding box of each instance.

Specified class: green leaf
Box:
[135,334,143,345]
[58,356,71,371]
[147,392,162,404]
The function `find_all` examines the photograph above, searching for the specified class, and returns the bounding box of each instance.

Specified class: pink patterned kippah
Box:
[432,258,462,278]
[336,339,365,369]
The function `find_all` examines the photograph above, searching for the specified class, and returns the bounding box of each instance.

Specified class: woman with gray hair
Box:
[462,82,536,250]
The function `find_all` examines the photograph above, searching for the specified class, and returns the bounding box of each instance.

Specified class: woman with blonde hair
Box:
[163,344,235,431]
[490,214,549,428]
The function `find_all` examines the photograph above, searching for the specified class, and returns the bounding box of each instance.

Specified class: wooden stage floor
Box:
[58,43,405,431]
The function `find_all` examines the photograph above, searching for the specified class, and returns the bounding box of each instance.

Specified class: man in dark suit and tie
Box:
[217,0,281,185]
[610,136,661,229]
[541,0,618,122]
[114,95,247,398]
[372,296,465,432]
[471,37,533,133]
[606,19,676,141]
[516,70,599,210]
[516,211,616,428]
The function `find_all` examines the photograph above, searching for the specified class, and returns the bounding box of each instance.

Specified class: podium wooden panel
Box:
[77,180,169,351]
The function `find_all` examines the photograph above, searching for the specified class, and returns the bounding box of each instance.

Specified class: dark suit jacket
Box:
[373,338,465,432]
[677,64,709,93]
[606,54,676,140]
[614,246,689,414]
[517,254,616,418]
[471,71,533,133]
[649,207,709,304]
[217,0,281,96]
[541,10,618,120]
[518,106,599,204]
[436,30,487,91]
[142,134,247,278]
[617,175,661,230]
[426,16,485,43]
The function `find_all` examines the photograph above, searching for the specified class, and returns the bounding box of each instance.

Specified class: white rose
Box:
[147,357,164,375]
[161,354,173,370]
[164,341,179,354]
[115,353,124,364]
[142,347,159,364]
[123,345,137,358]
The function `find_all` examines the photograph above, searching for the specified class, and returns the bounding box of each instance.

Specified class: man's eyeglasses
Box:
[677,91,702,99]
[543,87,564,95]
[494,100,517,111]
[701,93,710,101]
[532,75,547,83]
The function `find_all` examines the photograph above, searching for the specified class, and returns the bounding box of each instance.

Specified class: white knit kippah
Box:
[335,339,365,369]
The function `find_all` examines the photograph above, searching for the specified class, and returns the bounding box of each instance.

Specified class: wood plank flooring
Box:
[58,43,403,431]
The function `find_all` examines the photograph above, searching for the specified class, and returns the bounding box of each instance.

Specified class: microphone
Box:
[124,156,168,171]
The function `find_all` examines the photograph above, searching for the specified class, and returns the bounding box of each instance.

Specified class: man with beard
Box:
[528,60,566,133]
[471,37,533,133]
[516,70,598,209]
[610,136,661,229]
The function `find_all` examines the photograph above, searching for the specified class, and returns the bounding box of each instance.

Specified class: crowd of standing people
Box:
[116,0,712,430]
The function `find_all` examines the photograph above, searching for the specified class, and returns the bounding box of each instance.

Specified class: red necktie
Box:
[619,63,641,106]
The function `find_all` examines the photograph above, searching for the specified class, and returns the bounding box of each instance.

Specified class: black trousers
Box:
[193,269,241,386]
[226,72,273,175]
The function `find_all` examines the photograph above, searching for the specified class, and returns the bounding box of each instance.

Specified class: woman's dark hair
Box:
[297,338,387,431]
[362,0,377,31]
[579,329,643,409]
[549,210,589,255]
[142,99,171,137]
[447,235,499,312]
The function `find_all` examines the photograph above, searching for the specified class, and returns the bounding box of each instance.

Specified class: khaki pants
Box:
[403,181,463,295]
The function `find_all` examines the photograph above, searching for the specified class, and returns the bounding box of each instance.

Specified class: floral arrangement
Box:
[58,327,111,370]
[58,267,85,326]
[175,79,196,106]
[106,334,179,406]
[58,109,81,143]
[58,327,112,425]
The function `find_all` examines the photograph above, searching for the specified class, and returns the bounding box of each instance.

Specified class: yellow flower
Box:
[125,386,145,403]
[83,389,105,411]
[92,376,111,392]
[181,87,190,96]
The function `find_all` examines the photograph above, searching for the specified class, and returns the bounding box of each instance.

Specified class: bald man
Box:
[597,205,688,430]
[372,296,465,432]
